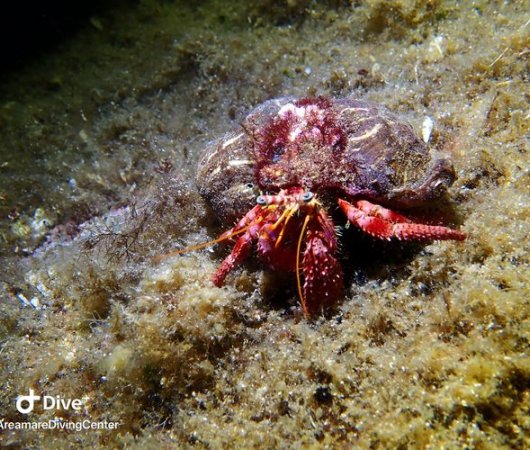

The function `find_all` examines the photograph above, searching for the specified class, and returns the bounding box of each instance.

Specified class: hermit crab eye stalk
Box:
[256,195,267,206]
[302,191,314,202]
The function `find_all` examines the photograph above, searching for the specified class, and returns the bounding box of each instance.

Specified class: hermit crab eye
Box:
[302,191,314,202]
[256,195,267,205]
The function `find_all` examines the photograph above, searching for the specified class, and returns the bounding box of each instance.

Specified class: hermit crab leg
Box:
[212,230,254,286]
[338,199,466,241]
[218,204,265,241]
[212,205,275,286]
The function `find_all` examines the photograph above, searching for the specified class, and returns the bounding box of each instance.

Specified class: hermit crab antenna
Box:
[152,225,250,264]
[296,214,312,317]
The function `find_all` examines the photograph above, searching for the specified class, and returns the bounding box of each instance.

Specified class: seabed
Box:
[0,1,528,448]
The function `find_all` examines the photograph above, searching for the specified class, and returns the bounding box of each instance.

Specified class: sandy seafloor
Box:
[0,1,529,448]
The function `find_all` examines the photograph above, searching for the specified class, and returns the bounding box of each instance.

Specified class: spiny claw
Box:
[338,198,466,242]
[299,210,343,317]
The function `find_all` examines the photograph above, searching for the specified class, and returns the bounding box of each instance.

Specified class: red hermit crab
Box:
[192,96,465,316]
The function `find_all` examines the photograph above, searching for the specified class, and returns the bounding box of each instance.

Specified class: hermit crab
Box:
[190,96,465,316]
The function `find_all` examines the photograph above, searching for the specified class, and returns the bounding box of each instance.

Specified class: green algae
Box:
[1,1,529,448]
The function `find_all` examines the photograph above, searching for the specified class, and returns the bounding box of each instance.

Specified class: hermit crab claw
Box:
[338,199,466,241]
[297,208,344,316]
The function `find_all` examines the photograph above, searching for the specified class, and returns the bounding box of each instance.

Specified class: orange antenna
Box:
[295,214,312,316]
[274,205,298,248]
[152,225,250,264]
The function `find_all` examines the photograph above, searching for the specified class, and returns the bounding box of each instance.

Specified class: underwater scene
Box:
[0,1,528,448]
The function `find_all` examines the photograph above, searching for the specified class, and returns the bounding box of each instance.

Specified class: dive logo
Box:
[16,389,82,414]
[16,389,40,414]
